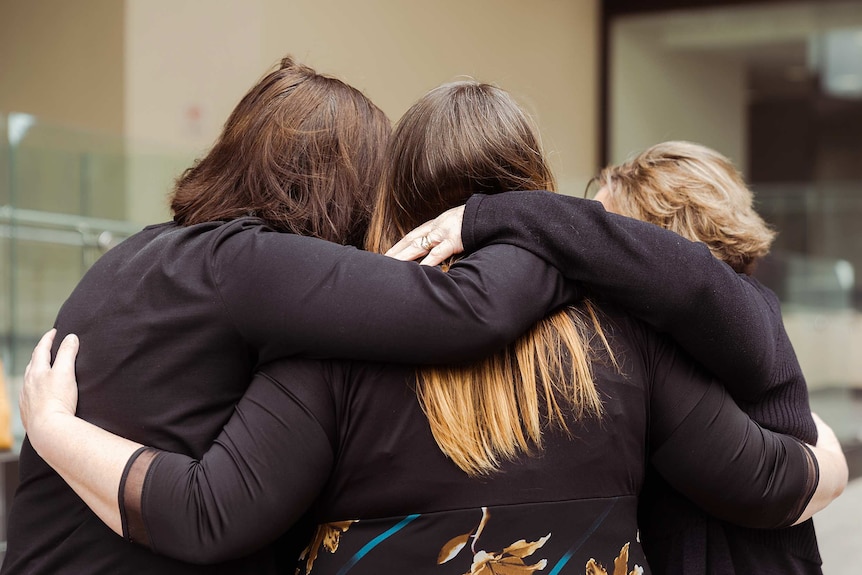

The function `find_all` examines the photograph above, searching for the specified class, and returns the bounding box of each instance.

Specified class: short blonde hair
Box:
[596,141,775,274]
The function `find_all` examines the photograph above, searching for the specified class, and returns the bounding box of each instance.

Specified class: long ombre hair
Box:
[171,56,390,246]
[367,81,613,476]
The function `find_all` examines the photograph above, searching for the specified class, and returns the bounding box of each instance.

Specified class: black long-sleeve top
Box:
[462,191,821,573]
[2,218,573,575]
[117,305,817,575]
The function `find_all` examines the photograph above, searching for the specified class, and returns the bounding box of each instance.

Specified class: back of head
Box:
[597,141,775,274]
[366,80,555,252]
[366,80,610,477]
[171,56,390,246]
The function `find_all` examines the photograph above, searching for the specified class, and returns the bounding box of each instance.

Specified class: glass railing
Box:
[755,182,862,447]
[1,112,861,449]
[756,181,861,310]
[0,112,192,449]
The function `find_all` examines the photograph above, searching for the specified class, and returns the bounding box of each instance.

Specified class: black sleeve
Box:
[462,191,777,401]
[212,221,578,366]
[120,359,336,564]
[647,334,818,529]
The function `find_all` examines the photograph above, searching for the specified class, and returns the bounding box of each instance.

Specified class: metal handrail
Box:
[0,205,142,248]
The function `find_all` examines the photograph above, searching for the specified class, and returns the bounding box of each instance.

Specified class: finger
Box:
[392,245,426,262]
[53,334,80,379]
[386,245,423,262]
[29,329,57,371]
[387,231,440,262]
[385,229,424,257]
[385,222,435,259]
[420,238,457,266]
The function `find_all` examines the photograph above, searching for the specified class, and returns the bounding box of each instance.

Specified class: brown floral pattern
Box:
[464,535,551,575]
[296,503,643,573]
[585,542,644,575]
[297,520,356,574]
[437,508,551,575]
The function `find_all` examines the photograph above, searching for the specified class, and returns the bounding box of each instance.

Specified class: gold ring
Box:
[420,236,433,251]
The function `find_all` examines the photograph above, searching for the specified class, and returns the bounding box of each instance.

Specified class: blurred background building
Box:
[1,0,860,570]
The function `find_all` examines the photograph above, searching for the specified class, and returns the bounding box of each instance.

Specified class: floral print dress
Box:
[298,503,645,575]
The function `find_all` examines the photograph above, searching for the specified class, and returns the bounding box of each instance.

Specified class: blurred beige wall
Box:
[0,0,125,135]
[123,0,267,222]
[1,0,599,221]
[257,0,599,197]
[122,0,599,223]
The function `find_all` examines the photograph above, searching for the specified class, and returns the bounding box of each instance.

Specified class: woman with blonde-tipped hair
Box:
[368,81,606,477]
[20,87,844,575]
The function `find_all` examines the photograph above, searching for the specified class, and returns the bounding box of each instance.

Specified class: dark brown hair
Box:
[366,80,555,252]
[170,56,390,246]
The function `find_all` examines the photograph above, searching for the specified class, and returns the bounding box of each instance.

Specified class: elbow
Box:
[695,466,813,529]
[710,496,799,530]
[144,467,257,564]
[471,316,520,358]
[442,314,519,364]
[485,317,519,351]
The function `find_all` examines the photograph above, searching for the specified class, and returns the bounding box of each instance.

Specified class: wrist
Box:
[462,194,488,252]
[29,409,77,457]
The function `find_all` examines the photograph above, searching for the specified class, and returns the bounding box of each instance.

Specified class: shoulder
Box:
[741,274,782,313]
[204,217,355,262]
[112,219,276,274]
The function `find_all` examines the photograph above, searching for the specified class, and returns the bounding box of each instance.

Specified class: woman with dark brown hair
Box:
[1,62,576,575]
[170,56,384,246]
[20,81,845,574]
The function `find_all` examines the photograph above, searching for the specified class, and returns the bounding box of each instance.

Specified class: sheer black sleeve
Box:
[212,220,578,366]
[119,359,336,564]
[462,191,777,401]
[646,334,818,529]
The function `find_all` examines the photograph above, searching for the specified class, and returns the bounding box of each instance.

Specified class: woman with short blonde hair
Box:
[582,140,824,574]
[592,141,775,274]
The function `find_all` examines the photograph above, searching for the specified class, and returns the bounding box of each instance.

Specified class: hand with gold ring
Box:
[386,205,465,265]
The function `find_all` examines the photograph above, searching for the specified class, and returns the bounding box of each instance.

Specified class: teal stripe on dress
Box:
[547,498,618,575]
[336,514,421,575]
